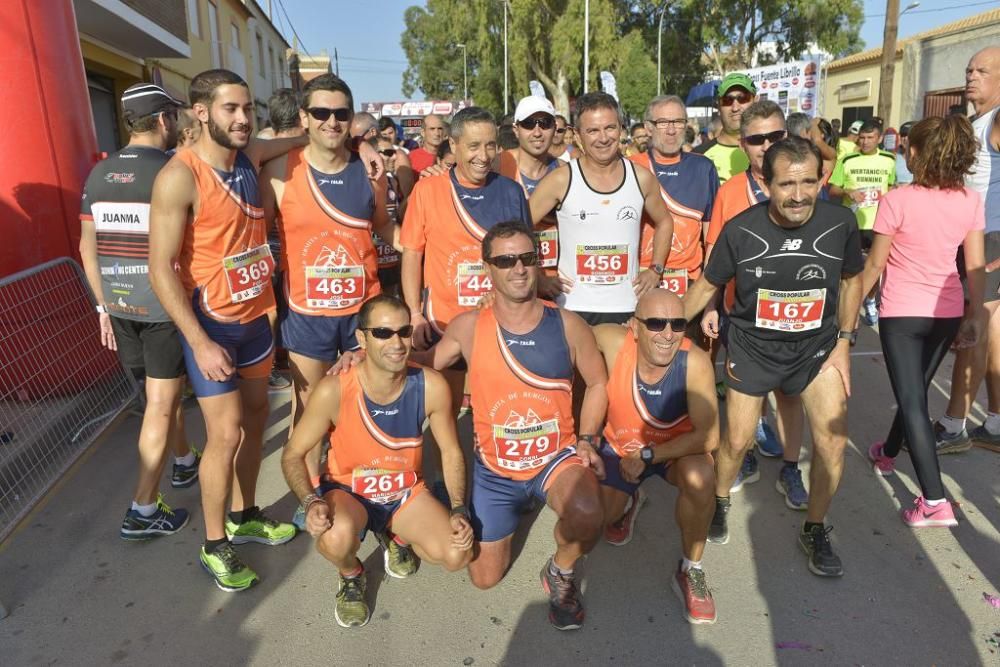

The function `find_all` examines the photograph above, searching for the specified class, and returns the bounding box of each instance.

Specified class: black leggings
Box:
[879,316,961,500]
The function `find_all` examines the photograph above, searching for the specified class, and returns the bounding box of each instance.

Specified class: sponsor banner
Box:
[743,59,821,117]
[600,71,618,101]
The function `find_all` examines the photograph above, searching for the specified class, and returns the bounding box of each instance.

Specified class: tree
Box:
[613,30,658,121]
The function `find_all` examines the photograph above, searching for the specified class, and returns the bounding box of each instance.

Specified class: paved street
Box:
[2,327,1000,666]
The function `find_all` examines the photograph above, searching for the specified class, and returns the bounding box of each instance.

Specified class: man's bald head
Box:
[351,112,378,139]
[636,289,683,319]
[966,47,1000,114]
[632,289,686,368]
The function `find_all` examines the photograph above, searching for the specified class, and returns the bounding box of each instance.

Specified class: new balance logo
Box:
[779,239,803,252]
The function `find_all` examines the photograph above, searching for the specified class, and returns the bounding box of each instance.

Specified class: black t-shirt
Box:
[704,200,863,340]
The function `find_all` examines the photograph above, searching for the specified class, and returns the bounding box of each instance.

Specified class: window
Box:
[257,33,266,77]
[187,0,200,38]
[269,44,277,85]
[231,23,240,50]
[208,0,221,67]
[841,106,874,128]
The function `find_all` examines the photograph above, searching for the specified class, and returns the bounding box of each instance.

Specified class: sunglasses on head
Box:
[743,130,787,146]
[306,107,351,122]
[484,251,539,269]
[518,117,555,131]
[636,317,687,333]
[720,91,754,107]
[361,325,414,340]
[379,148,396,157]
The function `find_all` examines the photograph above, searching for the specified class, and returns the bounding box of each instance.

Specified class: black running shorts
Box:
[110,317,186,380]
[724,325,835,397]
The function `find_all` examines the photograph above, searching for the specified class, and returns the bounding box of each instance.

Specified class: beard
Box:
[207,113,250,150]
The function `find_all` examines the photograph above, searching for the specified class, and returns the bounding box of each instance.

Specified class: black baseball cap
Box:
[899,121,915,136]
[121,83,183,122]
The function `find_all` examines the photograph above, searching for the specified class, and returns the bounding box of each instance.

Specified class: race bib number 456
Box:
[224,245,274,303]
[576,244,628,284]
[756,288,826,332]
[306,265,365,309]
[351,467,417,504]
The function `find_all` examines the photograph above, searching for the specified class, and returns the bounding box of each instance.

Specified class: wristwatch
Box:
[95,304,108,314]
[640,448,655,465]
[578,434,597,447]
[450,504,470,520]
[837,329,858,346]
[649,263,665,276]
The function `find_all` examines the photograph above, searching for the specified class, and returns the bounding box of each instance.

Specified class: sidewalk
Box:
[2,329,999,665]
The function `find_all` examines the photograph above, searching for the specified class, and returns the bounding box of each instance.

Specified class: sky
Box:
[276,0,1000,106]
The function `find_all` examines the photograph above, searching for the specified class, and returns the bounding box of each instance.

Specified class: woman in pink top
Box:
[861,115,985,528]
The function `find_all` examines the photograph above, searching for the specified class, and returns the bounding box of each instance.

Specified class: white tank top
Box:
[968,107,1000,233]
[556,158,645,313]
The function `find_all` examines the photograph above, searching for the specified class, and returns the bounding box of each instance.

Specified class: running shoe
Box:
[225,506,297,545]
[291,504,306,532]
[268,365,291,389]
[730,451,760,493]
[671,562,717,624]
[798,524,843,577]
[707,497,731,545]
[604,489,647,546]
[934,421,972,454]
[540,559,585,630]
[755,420,783,458]
[377,532,418,578]
[775,466,808,510]
[861,297,879,326]
[120,495,189,540]
[901,497,958,528]
[171,447,202,488]
[335,570,370,628]
[867,441,895,476]
[968,424,1000,451]
[199,543,258,592]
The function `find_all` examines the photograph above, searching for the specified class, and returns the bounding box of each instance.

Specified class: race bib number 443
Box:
[491,419,560,472]
[457,262,492,306]
[576,244,628,284]
[224,245,274,303]
[756,288,826,332]
[306,265,365,309]
[351,467,418,504]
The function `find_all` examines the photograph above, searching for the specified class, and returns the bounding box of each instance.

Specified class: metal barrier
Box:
[0,258,138,543]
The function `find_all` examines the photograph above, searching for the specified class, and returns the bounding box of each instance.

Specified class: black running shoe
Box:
[708,496,730,545]
[798,524,844,577]
[539,559,584,630]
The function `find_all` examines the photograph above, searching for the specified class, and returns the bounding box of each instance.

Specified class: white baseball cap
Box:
[514,96,556,123]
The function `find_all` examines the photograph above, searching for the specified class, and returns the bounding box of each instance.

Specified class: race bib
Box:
[223,245,274,303]
[859,188,882,209]
[576,244,628,284]
[536,228,559,268]
[491,418,560,472]
[755,288,826,332]
[457,261,492,306]
[305,265,365,309]
[351,467,418,504]
[659,268,688,296]
[373,233,400,267]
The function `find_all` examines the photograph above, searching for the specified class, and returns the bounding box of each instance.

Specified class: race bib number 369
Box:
[755,288,826,332]
[576,244,628,284]
[306,265,365,309]
[224,245,274,303]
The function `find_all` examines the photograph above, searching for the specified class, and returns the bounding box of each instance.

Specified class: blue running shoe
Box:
[730,451,760,493]
[755,420,783,458]
[775,466,808,510]
[120,495,189,540]
[861,297,878,326]
[171,447,202,488]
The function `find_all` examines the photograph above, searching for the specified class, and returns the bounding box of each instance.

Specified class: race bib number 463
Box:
[351,467,417,504]
[457,262,492,306]
[576,244,628,284]
[659,268,688,296]
[306,265,365,309]
[492,419,560,472]
[755,288,826,332]
[224,245,274,303]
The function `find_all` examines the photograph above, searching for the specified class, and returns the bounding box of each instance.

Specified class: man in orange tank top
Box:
[281,295,472,628]
[415,221,608,631]
[150,69,310,592]
[592,289,719,624]
[260,75,400,530]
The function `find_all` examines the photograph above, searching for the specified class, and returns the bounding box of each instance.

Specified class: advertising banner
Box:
[745,59,821,117]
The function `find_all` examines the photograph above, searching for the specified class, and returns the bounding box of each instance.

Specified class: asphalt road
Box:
[2,326,1000,666]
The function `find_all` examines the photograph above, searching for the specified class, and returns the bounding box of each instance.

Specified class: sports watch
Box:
[640,448,655,465]
[837,329,858,347]
[649,263,665,276]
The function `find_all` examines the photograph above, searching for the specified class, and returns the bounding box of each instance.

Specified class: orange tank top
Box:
[603,332,693,458]
[326,364,425,504]
[174,149,275,323]
[470,304,577,480]
[278,147,380,316]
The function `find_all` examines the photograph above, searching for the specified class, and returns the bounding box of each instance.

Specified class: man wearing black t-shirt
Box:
[683,137,863,577]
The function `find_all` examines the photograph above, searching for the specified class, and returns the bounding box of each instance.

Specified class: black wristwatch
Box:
[649,263,665,276]
[450,504,470,520]
[837,329,858,347]
[640,448,655,465]
[578,434,597,447]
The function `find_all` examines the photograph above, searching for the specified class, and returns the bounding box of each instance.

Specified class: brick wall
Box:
[121,0,188,42]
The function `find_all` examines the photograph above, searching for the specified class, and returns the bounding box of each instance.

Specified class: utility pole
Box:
[334,48,339,76]
[583,0,590,93]
[455,43,468,102]
[877,1,918,123]
[656,2,669,97]
[503,0,509,114]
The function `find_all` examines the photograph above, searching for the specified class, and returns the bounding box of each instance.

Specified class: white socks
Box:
[131,500,157,517]
[175,451,197,466]
[939,415,966,435]
[984,412,1000,435]
[681,557,702,572]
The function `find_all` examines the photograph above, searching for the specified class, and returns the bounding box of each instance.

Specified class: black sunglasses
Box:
[720,91,754,107]
[636,317,687,333]
[379,149,396,157]
[306,107,351,122]
[361,325,414,340]
[484,251,539,269]
[744,130,786,146]
[519,117,555,131]
[555,128,567,134]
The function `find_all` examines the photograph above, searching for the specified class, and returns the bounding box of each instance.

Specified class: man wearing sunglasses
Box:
[281,295,473,628]
[694,73,756,183]
[412,221,607,630]
[684,137,863,578]
[529,92,674,326]
[630,95,719,304]
[592,289,720,624]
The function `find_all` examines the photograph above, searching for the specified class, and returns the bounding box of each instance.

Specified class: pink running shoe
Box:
[901,497,958,528]
[868,442,895,476]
